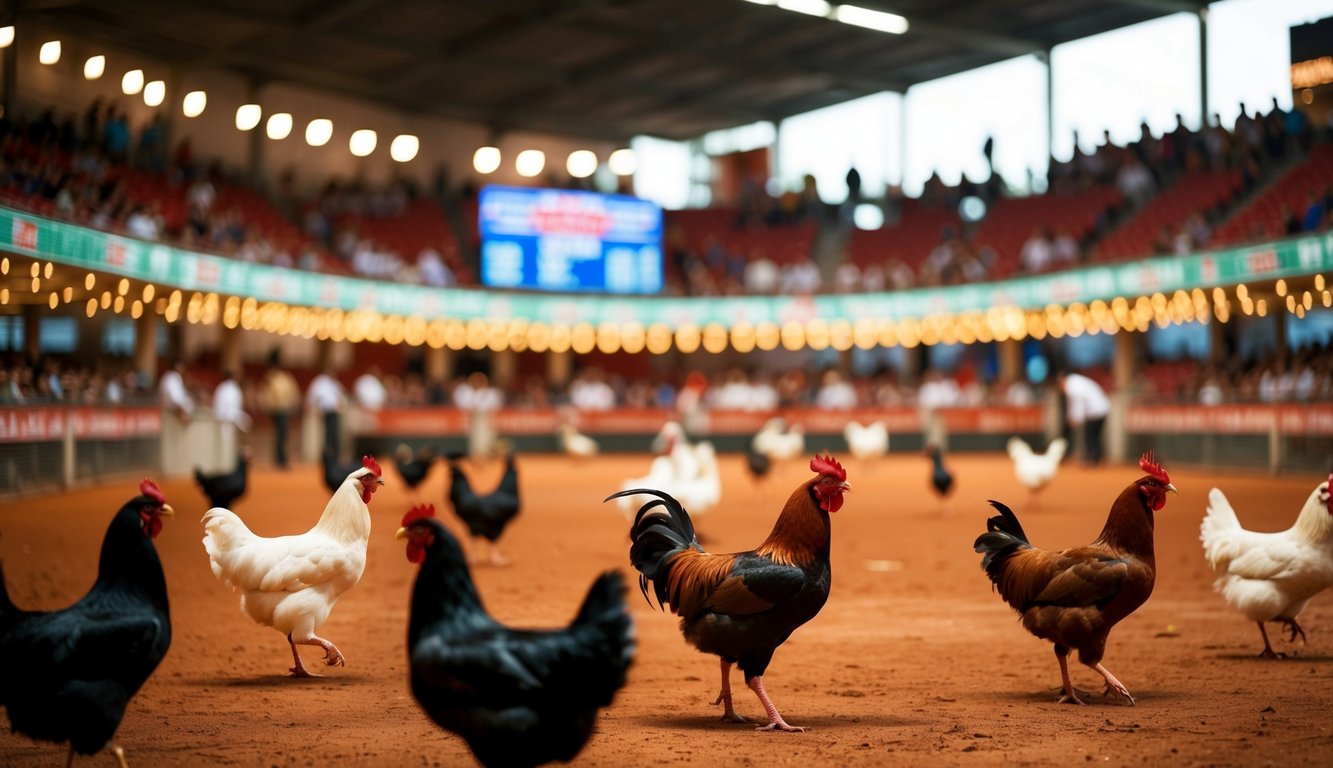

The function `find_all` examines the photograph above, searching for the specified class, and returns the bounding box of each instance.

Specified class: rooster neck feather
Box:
[314,479,373,543]
[753,481,831,566]
[1293,485,1333,542]
[407,521,489,643]
[93,498,169,611]
[1092,484,1156,562]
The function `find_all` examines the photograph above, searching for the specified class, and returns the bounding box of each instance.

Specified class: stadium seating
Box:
[1095,169,1243,261]
[1214,144,1333,245]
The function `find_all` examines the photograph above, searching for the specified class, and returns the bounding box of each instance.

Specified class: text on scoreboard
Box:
[479,186,663,294]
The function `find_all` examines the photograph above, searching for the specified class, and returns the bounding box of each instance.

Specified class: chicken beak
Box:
[394,527,408,540]
[1166,483,1178,495]
[159,503,176,518]
[377,477,387,486]
[840,481,852,493]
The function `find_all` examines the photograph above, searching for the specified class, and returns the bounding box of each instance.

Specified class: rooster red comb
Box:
[810,453,846,481]
[139,478,165,504]
[401,503,435,528]
[362,454,382,477]
[1138,451,1170,484]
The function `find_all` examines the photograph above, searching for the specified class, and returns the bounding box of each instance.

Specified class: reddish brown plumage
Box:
[975,454,1177,703]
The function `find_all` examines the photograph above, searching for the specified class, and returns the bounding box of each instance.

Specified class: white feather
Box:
[843,420,888,460]
[1007,436,1067,493]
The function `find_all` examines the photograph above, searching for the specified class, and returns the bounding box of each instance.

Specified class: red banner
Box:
[356,406,1045,437]
[0,407,163,443]
[1125,404,1333,436]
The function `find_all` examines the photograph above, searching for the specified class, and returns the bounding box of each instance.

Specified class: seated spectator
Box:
[744,250,780,294]
[1019,227,1053,274]
[1116,155,1155,207]
[417,247,455,287]
[124,204,160,241]
[814,370,857,410]
[569,368,616,411]
[1052,228,1080,266]
[780,259,821,295]
[832,261,861,293]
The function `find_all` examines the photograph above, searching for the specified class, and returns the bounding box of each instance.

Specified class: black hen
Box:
[397,505,633,768]
[926,444,954,513]
[446,452,521,566]
[744,443,771,485]
[195,452,248,509]
[393,444,437,493]
[322,448,363,495]
[0,479,174,765]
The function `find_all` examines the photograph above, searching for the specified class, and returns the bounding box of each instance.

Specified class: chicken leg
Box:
[712,659,747,723]
[1054,646,1085,705]
[747,676,802,732]
[288,634,345,677]
[487,542,511,568]
[1279,617,1307,645]
[110,743,129,768]
[1257,621,1287,658]
[1092,663,1134,705]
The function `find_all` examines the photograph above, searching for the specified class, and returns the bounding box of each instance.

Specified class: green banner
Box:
[4,205,1330,327]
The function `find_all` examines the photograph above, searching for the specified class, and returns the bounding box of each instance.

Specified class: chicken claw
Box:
[755,720,804,733]
[322,645,345,667]
[1279,618,1307,645]
[1093,664,1135,706]
[712,693,748,723]
[1057,689,1088,705]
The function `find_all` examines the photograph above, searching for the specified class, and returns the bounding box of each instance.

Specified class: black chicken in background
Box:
[195,450,249,509]
[926,444,955,515]
[322,448,364,495]
[446,452,521,566]
[0,479,174,767]
[396,503,633,768]
[393,444,437,495]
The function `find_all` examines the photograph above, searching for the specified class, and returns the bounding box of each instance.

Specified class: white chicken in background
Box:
[615,438,721,520]
[652,421,700,483]
[844,420,889,462]
[752,417,806,464]
[202,455,384,677]
[1201,476,1333,657]
[1006,436,1068,507]
[559,422,599,460]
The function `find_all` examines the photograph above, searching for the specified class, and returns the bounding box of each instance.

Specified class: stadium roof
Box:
[21,0,1208,142]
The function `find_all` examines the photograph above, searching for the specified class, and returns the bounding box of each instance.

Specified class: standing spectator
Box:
[158,359,194,422]
[260,352,299,469]
[354,365,387,411]
[743,250,780,294]
[125,204,160,241]
[212,369,249,462]
[453,371,503,459]
[814,370,857,410]
[1058,370,1111,466]
[918,369,961,449]
[307,365,346,457]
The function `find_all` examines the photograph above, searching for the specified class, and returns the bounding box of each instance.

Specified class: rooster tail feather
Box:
[1200,487,1242,566]
[973,500,1033,584]
[609,488,699,609]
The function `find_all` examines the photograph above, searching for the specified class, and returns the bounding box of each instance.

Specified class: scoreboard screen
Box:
[478,185,663,294]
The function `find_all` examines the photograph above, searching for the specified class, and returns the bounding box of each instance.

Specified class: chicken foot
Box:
[1279,618,1307,645]
[747,676,803,732]
[1092,663,1134,706]
[1257,618,1307,658]
[287,634,345,677]
[713,660,747,723]
[1055,648,1085,705]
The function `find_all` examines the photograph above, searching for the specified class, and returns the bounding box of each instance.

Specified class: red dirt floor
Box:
[1,453,1331,767]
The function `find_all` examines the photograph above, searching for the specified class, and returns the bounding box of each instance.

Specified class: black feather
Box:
[973,500,1032,584]
[195,454,248,509]
[447,453,521,542]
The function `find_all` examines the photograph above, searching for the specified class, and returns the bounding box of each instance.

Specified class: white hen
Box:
[559,423,599,459]
[202,455,383,676]
[615,440,721,520]
[1006,436,1067,503]
[1201,477,1333,657]
[752,417,806,463]
[844,421,889,460]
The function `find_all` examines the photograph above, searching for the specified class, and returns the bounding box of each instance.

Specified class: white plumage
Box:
[559,423,599,459]
[202,462,381,676]
[1006,436,1067,496]
[752,417,805,463]
[1200,479,1333,655]
[843,420,889,460]
[615,439,721,520]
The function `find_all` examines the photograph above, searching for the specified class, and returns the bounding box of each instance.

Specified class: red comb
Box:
[362,455,382,477]
[139,478,165,504]
[810,453,846,481]
[401,503,435,528]
[1139,451,1170,484]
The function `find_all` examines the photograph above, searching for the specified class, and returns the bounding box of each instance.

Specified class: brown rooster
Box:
[612,454,850,732]
[974,452,1177,705]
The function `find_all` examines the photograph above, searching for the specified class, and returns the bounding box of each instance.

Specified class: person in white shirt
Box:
[917,369,961,448]
[568,369,617,411]
[306,366,346,456]
[354,367,388,411]
[158,359,194,421]
[1058,370,1111,465]
[814,370,857,410]
[453,372,504,458]
[212,370,251,430]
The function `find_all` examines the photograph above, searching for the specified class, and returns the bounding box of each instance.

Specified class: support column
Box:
[1,9,16,122]
[246,79,265,190]
[547,349,572,389]
[1198,8,1209,127]
[315,338,337,372]
[219,325,242,374]
[491,348,517,390]
[424,345,453,383]
[1043,47,1054,169]
[22,304,40,361]
[1208,316,1227,366]
[1108,329,1139,465]
[134,311,159,380]
[1113,329,1139,391]
[1273,309,1288,365]
[998,338,1023,383]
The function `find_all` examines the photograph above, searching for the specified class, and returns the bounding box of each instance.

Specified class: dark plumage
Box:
[744,443,771,484]
[400,514,632,768]
[0,483,173,763]
[446,453,521,564]
[195,453,248,509]
[927,444,954,498]
[393,444,437,492]
[322,449,363,495]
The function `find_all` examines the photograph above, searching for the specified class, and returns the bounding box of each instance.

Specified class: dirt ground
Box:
[1,452,1331,767]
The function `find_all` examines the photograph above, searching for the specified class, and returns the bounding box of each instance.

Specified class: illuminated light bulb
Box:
[1286,294,1297,313]
[304,118,333,146]
[84,55,105,80]
[0,288,7,304]
[86,298,97,317]
[0,27,12,48]
[29,277,38,293]
[143,80,165,107]
[39,40,60,65]
[121,69,144,95]
[390,134,419,162]
[473,146,501,174]
[1324,291,1332,308]
[117,278,129,296]
[566,150,597,179]
[43,262,53,279]
[702,323,729,354]
[1276,279,1288,297]
[1303,291,1313,311]
[62,287,72,302]
[1256,299,1267,317]
[266,113,293,140]
[48,292,58,309]
[1236,283,1248,300]
[182,90,207,117]
[515,149,545,177]
[0,257,7,274]
[1316,274,1326,292]
[29,262,39,278]
[113,296,125,313]
[608,148,637,176]
[236,104,262,131]
[131,300,143,319]
[349,129,377,157]
[142,284,155,302]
